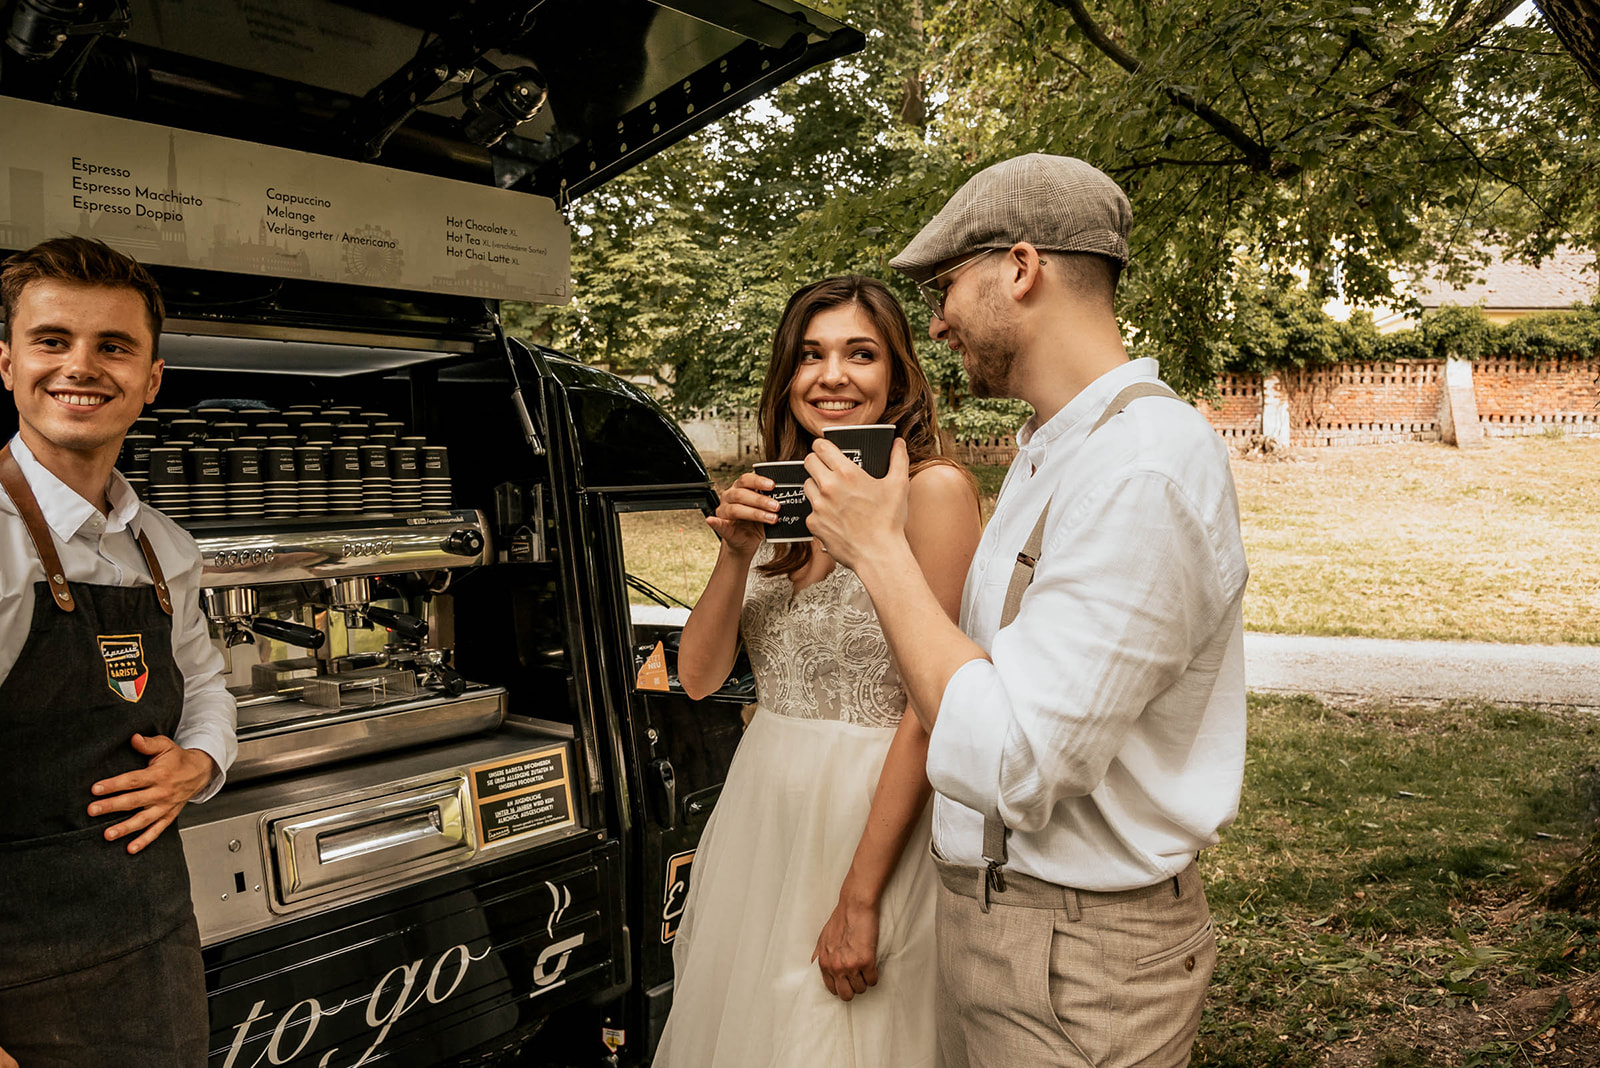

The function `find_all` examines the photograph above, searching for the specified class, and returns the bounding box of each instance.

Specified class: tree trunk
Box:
[1540,827,1600,914]
[1536,0,1600,93]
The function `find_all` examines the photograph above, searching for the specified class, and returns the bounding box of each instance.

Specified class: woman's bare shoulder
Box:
[909,462,978,508]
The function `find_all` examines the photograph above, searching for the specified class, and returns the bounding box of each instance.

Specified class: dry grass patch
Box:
[1230,437,1600,646]
[679,438,1600,645]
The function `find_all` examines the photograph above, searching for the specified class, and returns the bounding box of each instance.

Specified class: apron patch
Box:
[98,634,149,703]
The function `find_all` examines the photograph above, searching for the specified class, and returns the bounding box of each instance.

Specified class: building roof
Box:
[1413,246,1596,311]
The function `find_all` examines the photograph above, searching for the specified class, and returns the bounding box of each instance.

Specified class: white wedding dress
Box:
[652,547,940,1068]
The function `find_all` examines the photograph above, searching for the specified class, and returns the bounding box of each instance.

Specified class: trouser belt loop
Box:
[1173,875,1183,898]
[1062,887,1081,922]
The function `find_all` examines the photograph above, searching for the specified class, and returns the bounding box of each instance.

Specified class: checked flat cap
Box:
[890,154,1131,280]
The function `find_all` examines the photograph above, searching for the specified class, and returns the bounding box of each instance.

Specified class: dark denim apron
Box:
[0,444,208,1066]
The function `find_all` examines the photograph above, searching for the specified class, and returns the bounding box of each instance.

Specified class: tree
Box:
[513,0,1598,434]
[1537,0,1600,90]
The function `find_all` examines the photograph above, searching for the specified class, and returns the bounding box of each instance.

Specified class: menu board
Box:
[0,95,570,304]
[470,745,576,845]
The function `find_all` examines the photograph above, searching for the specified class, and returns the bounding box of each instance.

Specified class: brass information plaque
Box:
[469,745,575,845]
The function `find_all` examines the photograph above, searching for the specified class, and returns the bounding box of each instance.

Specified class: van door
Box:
[595,491,752,1056]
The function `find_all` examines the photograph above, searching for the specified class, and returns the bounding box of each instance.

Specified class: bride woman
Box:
[653,275,982,1068]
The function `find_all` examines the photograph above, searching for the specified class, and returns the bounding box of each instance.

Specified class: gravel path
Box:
[1246,632,1600,708]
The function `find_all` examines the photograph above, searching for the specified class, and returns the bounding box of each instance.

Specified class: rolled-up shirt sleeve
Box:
[166,549,237,802]
[926,469,1244,832]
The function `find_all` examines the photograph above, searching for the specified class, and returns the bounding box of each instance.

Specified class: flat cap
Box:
[890,154,1131,280]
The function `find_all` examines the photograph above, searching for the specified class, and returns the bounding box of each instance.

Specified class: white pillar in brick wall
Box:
[1260,374,1291,448]
[1438,358,1485,448]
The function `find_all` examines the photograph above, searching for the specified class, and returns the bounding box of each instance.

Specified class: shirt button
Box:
[978,559,987,572]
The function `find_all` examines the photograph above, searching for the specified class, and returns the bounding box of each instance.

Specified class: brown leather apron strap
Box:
[0,444,75,613]
[136,530,174,616]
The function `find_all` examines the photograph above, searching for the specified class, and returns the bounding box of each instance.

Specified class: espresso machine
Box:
[177,507,583,951]
[193,509,501,781]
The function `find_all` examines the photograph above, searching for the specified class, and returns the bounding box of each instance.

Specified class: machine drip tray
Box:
[231,686,508,783]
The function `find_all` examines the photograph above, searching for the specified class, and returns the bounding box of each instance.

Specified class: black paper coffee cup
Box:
[753,460,812,543]
[821,424,895,478]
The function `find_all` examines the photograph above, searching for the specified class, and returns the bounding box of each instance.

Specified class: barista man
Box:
[0,236,236,1067]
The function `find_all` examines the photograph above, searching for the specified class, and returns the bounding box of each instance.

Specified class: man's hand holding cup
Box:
[804,426,909,571]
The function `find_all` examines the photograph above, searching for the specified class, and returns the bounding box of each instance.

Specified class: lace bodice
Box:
[740,546,907,728]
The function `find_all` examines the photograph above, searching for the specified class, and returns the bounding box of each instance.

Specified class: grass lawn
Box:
[667,435,1598,644]
[1197,693,1600,1066]
[1228,435,1600,646]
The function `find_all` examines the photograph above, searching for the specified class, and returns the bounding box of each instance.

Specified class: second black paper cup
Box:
[753,460,812,543]
[821,423,895,478]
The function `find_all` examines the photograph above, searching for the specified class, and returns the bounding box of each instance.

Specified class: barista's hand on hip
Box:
[804,438,909,569]
[88,734,220,855]
[706,470,778,558]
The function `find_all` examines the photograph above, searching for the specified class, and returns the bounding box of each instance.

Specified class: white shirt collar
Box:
[6,433,142,540]
[1015,357,1162,462]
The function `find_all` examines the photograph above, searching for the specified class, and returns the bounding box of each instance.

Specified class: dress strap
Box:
[0,444,75,613]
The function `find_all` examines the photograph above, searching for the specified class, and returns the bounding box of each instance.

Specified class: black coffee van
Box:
[0,2,861,1064]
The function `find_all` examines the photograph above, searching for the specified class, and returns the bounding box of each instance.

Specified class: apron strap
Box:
[980,379,1185,904]
[0,444,75,613]
[136,530,174,616]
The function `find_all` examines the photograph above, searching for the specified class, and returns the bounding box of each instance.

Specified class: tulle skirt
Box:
[652,709,940,1068]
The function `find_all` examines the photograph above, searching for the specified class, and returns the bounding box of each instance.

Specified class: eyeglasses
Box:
[917,248,997,319]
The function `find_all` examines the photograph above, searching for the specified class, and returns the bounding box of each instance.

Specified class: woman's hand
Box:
[705,470,778,558]
[812,894,881,1001]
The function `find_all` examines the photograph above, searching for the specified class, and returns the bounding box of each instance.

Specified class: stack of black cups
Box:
[227,447,264,518]
[359,445,392,511]
[188,448,228,523]
[421,446,451,510]
[119,432,158,501]
[297,446,327,514]
[146,447,190,520]
[262,447,298,520]
[116,402,453,524]
[390,446,421,510]
[327,446,362,515]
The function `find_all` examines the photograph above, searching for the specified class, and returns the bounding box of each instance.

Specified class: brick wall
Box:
[1282,361,1444,446]
[1195,374,1264,443]
[679,357,1599,467]
[1470,358,1600,438]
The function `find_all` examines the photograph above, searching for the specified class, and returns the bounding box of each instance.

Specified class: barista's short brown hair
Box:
[1,236,165,355]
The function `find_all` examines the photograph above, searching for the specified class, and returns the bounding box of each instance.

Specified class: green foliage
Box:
[1214,266,1600,372]
[506,0,1598,443]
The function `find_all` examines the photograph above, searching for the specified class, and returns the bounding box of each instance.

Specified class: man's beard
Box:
[965,339,1014,399]
[959,275,1021,399]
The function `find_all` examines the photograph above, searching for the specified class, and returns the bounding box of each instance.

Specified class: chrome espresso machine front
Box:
[179,507,582,947]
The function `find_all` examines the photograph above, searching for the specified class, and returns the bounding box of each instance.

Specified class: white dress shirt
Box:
[0,434,236,799]
[925,359,1248,891]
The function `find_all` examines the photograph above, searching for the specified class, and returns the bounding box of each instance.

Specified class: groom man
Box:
[805,154,1248,1067]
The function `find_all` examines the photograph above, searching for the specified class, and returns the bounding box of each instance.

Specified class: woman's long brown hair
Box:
[756,275,971,577]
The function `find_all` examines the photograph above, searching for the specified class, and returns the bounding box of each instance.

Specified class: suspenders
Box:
[0,444,173,617]
[980,380,1182,906]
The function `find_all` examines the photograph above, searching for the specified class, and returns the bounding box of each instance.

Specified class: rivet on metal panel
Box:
[228,839,242,852]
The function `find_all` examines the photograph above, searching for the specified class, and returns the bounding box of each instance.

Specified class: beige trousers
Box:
[934,860,1215,1068]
